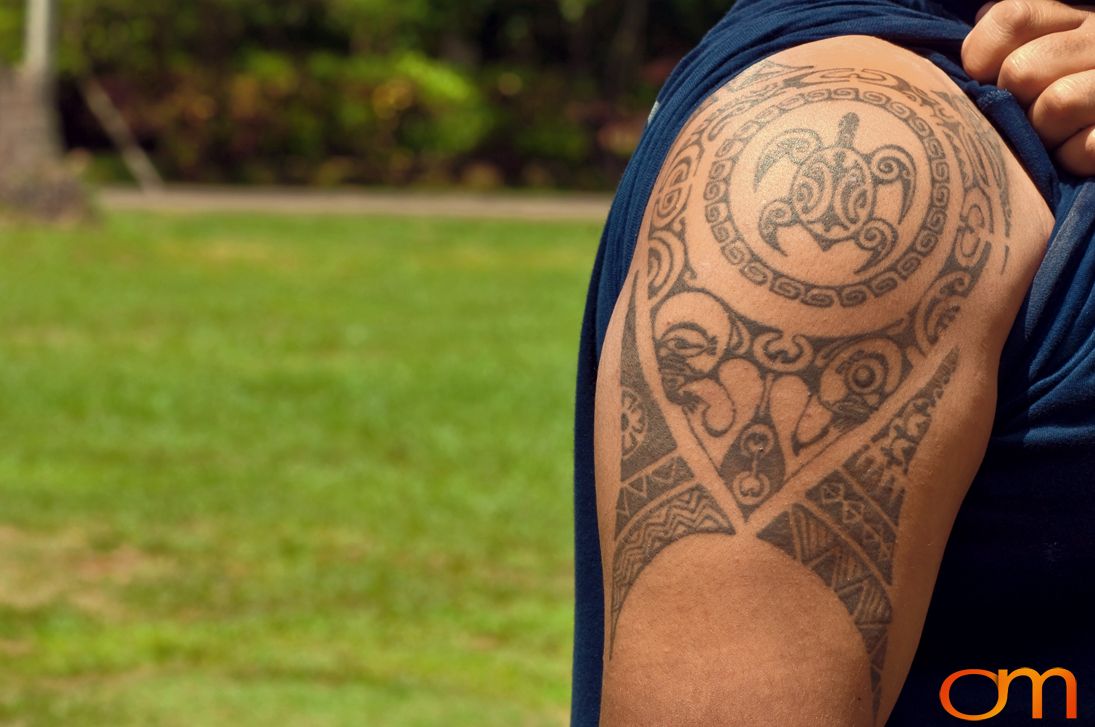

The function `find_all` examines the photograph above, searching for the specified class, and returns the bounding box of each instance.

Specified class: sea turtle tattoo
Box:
[755,112,916,273]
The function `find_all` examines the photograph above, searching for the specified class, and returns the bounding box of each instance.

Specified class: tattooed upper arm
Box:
[594,36,1053,726]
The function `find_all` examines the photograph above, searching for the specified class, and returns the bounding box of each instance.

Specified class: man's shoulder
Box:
[642,34,1050,323]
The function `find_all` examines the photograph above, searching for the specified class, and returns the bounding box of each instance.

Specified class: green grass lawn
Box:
[0,211,598,726]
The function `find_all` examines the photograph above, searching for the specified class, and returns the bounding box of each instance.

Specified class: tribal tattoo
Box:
[758,348,959,712]
[606,60,1011,713]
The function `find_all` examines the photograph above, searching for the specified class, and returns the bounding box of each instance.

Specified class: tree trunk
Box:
[0,0,88,220]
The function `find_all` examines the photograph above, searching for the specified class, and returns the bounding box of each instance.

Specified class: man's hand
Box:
[963,0,1095,175]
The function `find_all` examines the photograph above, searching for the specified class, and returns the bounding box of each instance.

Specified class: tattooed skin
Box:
[758,348,959,711]
[606,60,1011,714]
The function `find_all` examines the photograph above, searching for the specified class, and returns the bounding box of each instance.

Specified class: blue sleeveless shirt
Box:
[572,1,1095,724]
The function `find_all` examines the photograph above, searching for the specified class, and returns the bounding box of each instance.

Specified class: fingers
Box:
[962,0,1088,83]
[964,0,1095,175]
[996,23,1095,105]
[1055,123,1095,176]
[1029,69,1095,148]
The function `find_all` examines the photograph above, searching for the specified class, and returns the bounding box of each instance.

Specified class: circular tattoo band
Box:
[637,65,1006,519]
[703,84,951,310]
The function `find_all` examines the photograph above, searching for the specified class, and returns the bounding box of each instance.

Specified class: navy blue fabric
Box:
[571,1,1095,724]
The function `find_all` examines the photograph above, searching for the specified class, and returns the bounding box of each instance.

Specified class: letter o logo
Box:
[939,669,1007,721]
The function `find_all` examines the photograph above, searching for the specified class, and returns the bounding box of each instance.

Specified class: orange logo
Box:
[939,668,1078,721]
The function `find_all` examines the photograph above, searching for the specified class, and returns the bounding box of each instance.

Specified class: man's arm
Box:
[593,35,1053,726]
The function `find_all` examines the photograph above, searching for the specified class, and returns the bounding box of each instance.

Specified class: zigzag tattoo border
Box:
[611,483,735,649]
[756,349,959,713]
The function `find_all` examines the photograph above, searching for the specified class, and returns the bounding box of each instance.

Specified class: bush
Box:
[2,0,731,188]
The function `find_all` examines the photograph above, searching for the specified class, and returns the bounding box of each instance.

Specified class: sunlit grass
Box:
[0,211,598,725]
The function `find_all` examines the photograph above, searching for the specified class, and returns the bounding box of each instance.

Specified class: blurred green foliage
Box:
[1,0,730,188]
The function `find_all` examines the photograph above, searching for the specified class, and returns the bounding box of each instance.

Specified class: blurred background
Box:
[1,0,730,191]
[0,1,729,725]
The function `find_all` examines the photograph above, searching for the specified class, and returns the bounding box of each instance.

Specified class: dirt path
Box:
[98,186,612,222]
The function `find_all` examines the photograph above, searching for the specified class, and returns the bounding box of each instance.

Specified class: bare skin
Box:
[593,36,1054,726]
